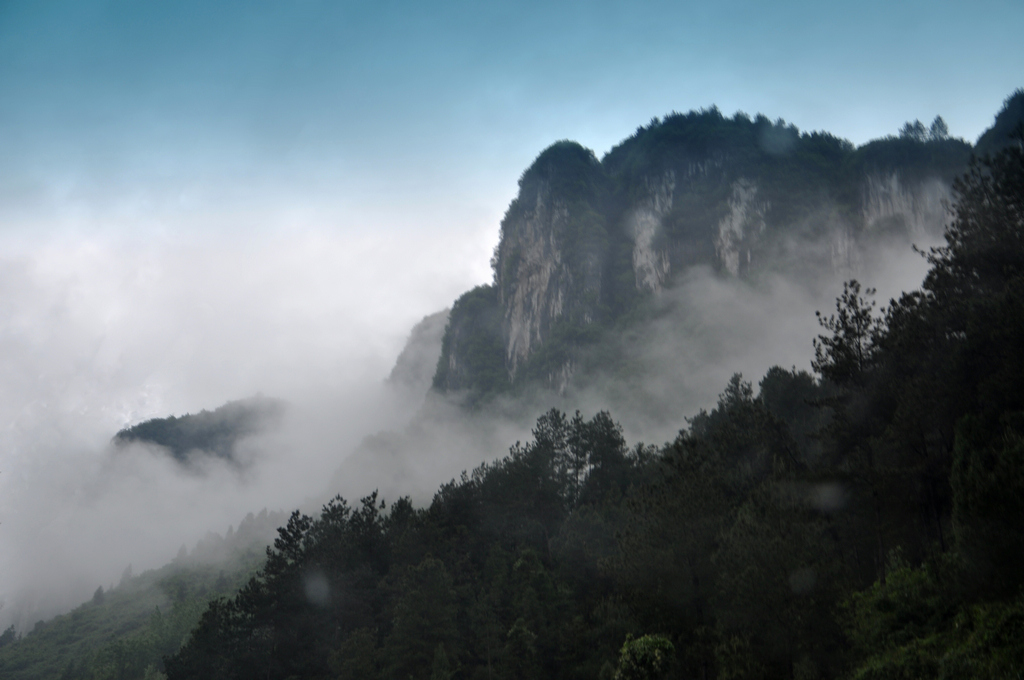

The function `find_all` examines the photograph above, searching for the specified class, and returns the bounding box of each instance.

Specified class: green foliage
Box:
[812,281,883,388]
[851,133,972,186]
[432,285,507,399]
[758,367,832,465]
[510,141,606,215]
[162,409,651,680]
[951,414,1024,595]
[613,634,674,680]
[827,111,1024,679]
[843,557,1024,679]
[429,643,453,680]
[714,482,847,674]
[382,557,458,680]
[842,552,958,657]
[0,567,240,680]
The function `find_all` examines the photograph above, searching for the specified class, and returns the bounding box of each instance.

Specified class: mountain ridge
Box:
[433,96,1024,401]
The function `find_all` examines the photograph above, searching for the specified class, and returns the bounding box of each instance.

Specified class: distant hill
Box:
[388,309,450,394]
[113,396,286,468]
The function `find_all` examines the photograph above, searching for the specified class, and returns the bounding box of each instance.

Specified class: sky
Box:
[0,0,1021,627]
[1,0,1021,248]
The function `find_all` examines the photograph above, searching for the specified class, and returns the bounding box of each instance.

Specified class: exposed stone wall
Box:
[862,172,952,238]
[630,171,675,292]
[715,179,767,276]
[499,185,570,379]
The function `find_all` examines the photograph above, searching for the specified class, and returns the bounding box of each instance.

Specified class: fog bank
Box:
[324,234,940,511]
[0,224,489,630]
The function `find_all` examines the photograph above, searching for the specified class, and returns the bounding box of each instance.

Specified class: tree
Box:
[713,482,847,678]
[613,634,674,680]
[900,120,928,142]
[812,281,882,387]
[430,643,454,680]
[883,130,1024,456]
[951,415,1024,596]
[575,411,630,504]
[924,133,1024,306]
[382,557,458,680]
[0,626,16,649]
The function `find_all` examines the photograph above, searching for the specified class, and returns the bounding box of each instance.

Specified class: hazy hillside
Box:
[113,397,286,469]
[0,509,286,680]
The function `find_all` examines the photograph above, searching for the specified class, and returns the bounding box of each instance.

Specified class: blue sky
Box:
[1,0,1021,243]
[0,0,1020,397]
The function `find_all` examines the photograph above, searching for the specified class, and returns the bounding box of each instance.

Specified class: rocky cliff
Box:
[431,95,1024,401]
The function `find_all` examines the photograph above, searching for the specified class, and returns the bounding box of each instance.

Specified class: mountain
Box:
[433,107,984,400]
[7,92,1023,680]
[388,309,450,395]
[334,92,1024,503]
[160,99,1024,680]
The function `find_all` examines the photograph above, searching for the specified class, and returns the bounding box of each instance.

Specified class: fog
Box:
[568,239,939,444]
[0,183,946,635]
[322,229,941,520]
[0,223,492,631]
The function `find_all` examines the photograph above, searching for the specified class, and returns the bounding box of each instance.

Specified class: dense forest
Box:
[150,138,1020,679]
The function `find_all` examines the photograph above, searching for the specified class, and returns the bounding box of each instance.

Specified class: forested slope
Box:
[112,397,286,469]
[162,139,1024,679]
[0,510,286,680]
[6,94,1023,680]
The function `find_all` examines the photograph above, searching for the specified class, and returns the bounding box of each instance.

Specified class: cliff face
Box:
[715,178,768,277]
[629,171,675,292]
[499,188,574,378]
[431,285,504,397]
[492,142,608,384]
[861,173,952,238]
[432,107,983,399]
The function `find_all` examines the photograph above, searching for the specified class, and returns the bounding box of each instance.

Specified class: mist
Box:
[0,222,491,631]
[322,229,941,519]
[0,172,948,638]
[568,237,940,444]
[0,0,1002,636]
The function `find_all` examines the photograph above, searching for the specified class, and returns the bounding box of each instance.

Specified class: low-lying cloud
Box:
[321,231,941,515]
[0,223,488,631]
[0,209,940,634]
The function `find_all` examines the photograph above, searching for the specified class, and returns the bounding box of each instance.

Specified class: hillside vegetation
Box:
[0,510,286,680]
[161,138,1024,679]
